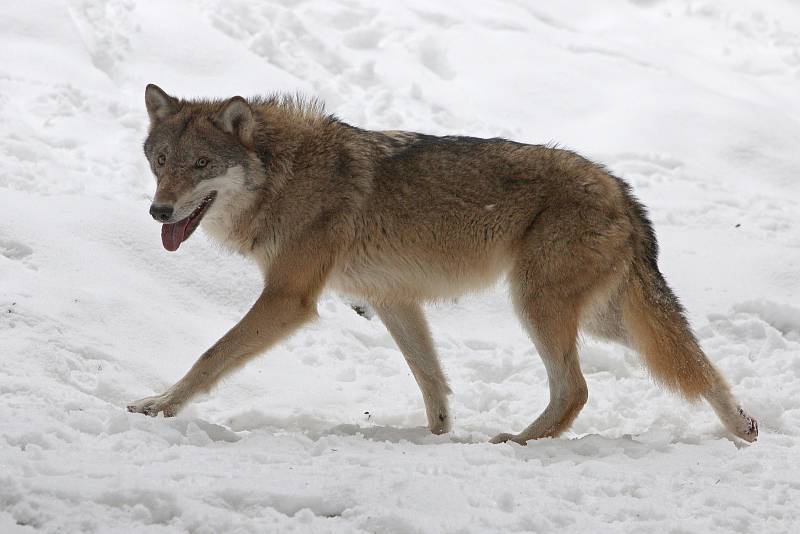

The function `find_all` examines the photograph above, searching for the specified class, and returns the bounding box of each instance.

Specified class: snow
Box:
[1,0,799,532]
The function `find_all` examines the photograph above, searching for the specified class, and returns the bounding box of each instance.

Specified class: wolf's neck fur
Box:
[200,96,344,266]
[250,94,340,178]
[200,164,262,253]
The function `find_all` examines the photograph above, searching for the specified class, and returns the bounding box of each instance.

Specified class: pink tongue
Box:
[161,217,191,252]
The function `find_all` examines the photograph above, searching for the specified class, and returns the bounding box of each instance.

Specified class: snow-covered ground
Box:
[2,0,799,532]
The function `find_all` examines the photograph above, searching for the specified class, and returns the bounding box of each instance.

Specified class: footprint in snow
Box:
[0,238,33,260]
[419,37,456,80]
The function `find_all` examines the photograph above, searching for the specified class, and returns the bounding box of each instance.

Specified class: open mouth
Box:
[161,191,217,252]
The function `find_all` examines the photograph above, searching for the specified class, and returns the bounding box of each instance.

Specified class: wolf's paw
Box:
[733,407,758,443]
[424,395,451,435]
[428,412,451,435]
[127,394,181,417]
[489,432,527,445]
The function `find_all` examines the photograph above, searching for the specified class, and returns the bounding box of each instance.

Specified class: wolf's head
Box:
[142,84,259,252]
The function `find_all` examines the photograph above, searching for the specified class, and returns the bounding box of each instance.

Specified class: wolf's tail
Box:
[621,260,719,400]
[610,177,720,399]
[612,180,757,441]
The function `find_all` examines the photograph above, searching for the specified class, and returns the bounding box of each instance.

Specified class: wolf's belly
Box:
[328,244,512,303]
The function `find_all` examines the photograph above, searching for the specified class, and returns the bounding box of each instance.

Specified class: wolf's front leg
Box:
[127,287,317,417]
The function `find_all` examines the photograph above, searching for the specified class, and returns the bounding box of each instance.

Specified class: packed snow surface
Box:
[2,1,800,532]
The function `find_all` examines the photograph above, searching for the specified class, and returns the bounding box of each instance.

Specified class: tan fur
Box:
[129,85,758,444]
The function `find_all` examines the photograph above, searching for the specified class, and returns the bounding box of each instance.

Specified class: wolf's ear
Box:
[145,84,178,123]
[213,96,255,146]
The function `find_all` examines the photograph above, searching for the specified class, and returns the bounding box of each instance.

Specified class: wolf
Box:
[127,84,758,444]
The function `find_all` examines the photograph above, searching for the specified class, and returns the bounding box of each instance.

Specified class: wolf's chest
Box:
[202,207,279,277]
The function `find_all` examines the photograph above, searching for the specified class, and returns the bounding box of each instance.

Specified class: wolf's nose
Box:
[149,204,174,222]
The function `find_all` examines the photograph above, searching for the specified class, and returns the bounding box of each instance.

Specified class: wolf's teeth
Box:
[189,194,214,220]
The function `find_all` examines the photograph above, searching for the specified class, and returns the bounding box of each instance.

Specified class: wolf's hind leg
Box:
[491,291,588,445]
[490,200,628,445]
[375,302,452,434]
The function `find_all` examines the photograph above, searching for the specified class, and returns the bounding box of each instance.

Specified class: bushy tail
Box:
[621,261,758,441]
[621,260,720,401]
[608,176,756,441]
[609,174,720,400]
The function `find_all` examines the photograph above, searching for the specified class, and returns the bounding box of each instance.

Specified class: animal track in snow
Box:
[419,37,456,80]
[565,44,662,71]
[66,0,137,81]
[411,9,460,29]
[0,238,33,260]
[342,28,384,50]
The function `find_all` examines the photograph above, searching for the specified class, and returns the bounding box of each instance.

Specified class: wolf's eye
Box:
[195,157,209,168]
[157,154,166,166]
